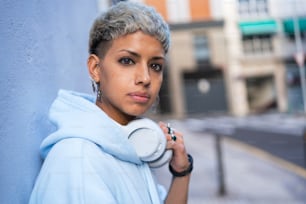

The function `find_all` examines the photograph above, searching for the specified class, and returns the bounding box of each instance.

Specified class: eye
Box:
[119,57,134,65]
[150,63,163,72]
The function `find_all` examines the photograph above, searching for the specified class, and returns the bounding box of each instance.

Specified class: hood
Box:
[40,89,141,165]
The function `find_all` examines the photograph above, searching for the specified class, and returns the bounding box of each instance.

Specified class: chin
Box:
[126,108,148,117]
[124,103,154,116]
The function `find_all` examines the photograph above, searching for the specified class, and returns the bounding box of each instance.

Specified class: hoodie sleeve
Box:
[29,138,117,204]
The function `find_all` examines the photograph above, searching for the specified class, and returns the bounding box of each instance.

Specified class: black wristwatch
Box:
[169,154,193,177]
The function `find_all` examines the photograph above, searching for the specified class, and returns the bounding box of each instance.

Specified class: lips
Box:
[128,92,150,103]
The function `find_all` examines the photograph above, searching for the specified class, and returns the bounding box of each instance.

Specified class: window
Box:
[167,0,190,22]
[256,0,268,15]
[193,35,210,65]
[287,32,306,41]
[238,0,269,17]
[238,0,250,16]
[242,34,273,55]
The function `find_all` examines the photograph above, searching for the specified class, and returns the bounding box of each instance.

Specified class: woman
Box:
[29,2,192,204]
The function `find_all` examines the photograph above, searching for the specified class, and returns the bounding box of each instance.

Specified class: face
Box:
[88,31,166,125]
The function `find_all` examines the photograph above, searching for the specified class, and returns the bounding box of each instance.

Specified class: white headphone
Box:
[122,118,173,168]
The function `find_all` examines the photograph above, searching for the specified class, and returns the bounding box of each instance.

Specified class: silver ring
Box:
[171,133,177,141]
[167,123,176,141]
[167,123,173,134]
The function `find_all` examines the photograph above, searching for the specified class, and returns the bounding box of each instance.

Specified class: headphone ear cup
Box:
[123,118,172,167]
[128,127,165,162]
[148,149,172,168]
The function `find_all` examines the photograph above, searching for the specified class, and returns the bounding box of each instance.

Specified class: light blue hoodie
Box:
[29,90,166,204]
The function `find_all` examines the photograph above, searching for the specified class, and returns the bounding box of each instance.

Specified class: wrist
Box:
[169,154,193,177]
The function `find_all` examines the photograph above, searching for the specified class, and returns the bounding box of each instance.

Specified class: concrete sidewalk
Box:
[153,118,306,204]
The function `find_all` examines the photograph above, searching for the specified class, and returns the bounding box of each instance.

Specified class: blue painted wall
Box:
[0,0,98,203]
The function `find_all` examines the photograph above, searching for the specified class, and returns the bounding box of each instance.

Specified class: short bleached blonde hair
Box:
[88,1,170,58]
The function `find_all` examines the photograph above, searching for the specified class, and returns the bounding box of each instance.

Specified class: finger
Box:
[158,122,169,134]
[159,122,183,136]
[166,133,184,150]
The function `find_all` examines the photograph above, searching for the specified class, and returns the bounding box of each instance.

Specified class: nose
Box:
[135,64,151,86]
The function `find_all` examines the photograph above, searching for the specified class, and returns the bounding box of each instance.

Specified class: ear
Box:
[87,54,101,82]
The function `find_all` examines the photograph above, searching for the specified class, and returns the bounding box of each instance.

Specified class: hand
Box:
[159,122,190,173]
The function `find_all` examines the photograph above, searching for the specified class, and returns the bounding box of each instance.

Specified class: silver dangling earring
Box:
[97,89,102,102]
[90,78,102,102]
[91,78,96,93]
[91,63,102,102]
[96,82,103,102]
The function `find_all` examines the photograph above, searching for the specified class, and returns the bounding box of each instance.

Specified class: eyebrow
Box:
[119,49,165,60]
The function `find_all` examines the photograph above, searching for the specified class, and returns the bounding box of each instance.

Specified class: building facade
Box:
[106,0,306,117]
[141,0,228,117]
[224,0,306,115]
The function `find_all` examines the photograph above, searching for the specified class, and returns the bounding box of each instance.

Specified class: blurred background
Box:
[0,0,305,203]
[138,0,306,117]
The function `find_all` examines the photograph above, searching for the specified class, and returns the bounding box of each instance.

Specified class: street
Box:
[153,113,306,204]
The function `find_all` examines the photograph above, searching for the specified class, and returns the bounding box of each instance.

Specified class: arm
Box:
[165,174,191,204]
[159,122,193,204]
